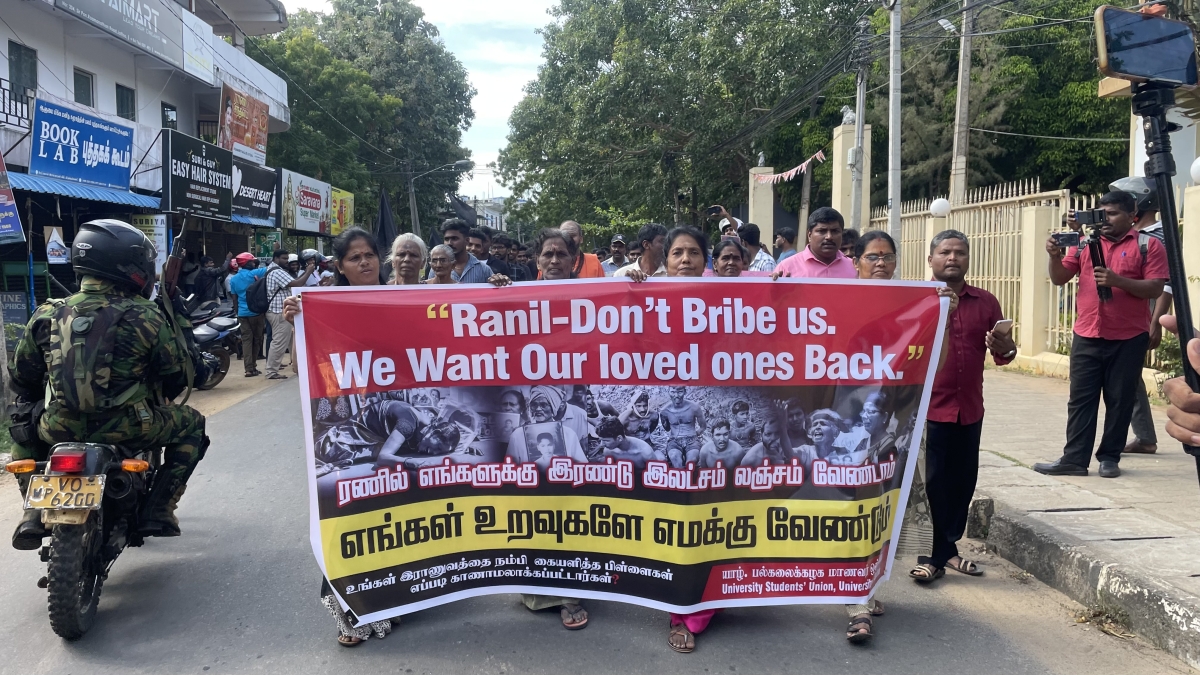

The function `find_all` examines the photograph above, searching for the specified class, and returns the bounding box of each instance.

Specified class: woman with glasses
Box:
[427,244,459,284]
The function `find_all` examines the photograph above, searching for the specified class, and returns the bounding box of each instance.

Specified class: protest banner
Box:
[295,278,946,626]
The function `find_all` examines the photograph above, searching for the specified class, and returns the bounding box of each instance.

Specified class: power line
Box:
[971,127,1128,142]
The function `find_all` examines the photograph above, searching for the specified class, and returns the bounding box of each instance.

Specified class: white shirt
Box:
[748,248,776,272]
[614,261,667,278]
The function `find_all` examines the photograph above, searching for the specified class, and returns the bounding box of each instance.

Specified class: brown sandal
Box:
[846,616,873,644]
[909,563,945,583]
[947,557,983,576]
[337,634,363,647]
[668,624,695,653]
[561,603,589,630]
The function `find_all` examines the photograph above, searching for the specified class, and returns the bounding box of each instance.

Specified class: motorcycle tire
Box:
[46,512,103,640]
[197,348,230,391]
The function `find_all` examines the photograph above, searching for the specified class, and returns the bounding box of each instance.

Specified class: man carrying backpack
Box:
[8,220,209,546]
[228,252,267,377]
[263,249,314,380]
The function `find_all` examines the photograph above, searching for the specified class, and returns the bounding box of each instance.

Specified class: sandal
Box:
[561,603,589,630]
[909,563,945,583]
[947,557,983,576]
[337,634,363,648]
[870,600,885,616]
[668,624,695,653]
[846,615,873,644]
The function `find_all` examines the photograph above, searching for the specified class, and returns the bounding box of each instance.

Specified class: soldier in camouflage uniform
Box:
[8,219,208,550]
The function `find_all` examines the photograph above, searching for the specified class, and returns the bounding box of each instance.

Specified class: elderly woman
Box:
[427,244,458,285]
[712,238,749,278]
[505,385,589,467]
[389,233,427,285]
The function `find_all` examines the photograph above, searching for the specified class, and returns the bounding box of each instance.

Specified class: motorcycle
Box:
[188,300,239,390]
[6,442,161,639]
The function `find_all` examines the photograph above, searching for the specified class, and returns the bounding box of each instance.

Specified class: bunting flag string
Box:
[754,150,827,184]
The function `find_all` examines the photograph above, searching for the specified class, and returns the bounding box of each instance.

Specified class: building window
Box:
[161,102,177,130]
[116,84,136,121]
[197,120,217,144]
[73,69,94,107]
[7,41,37,99]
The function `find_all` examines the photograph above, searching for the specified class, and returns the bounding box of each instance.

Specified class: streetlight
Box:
[407,160,475,240]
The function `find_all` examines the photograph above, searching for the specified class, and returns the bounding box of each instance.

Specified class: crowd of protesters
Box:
[270,175,1189,653]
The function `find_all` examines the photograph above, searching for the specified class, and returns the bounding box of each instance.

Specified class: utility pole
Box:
[886,0,903,249]
[850,18,870,231]
[948,0,973,203]
[407,174,421,241]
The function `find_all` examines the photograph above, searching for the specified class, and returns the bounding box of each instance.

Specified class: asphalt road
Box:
[0,381,1193,675]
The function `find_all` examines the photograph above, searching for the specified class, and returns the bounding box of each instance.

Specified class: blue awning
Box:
[7,173,161,209]
[232,214,275,228]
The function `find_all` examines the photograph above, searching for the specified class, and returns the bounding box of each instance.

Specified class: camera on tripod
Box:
[1074,208,1108,227]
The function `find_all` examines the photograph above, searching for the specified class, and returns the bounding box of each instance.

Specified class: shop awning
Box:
[232,214,276,228]
[7,173,161,209]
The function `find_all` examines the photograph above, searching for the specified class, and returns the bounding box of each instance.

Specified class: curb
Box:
[969,497,1200,670]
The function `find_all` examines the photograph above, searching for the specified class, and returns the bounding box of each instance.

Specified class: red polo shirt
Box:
[1061,229,1168,340]
[928,284,1014,425]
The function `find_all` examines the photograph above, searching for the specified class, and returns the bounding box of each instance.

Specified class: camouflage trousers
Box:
[12,402,207,487]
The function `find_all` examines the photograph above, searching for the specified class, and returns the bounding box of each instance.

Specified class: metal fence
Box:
[0,79,32,128]
[872,180,1075,354]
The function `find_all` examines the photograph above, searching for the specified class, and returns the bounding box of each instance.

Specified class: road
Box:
[0,380,1193,675]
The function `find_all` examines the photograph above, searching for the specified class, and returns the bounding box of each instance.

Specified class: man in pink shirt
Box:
[1034,191,1169,479]
[773,207,857,279]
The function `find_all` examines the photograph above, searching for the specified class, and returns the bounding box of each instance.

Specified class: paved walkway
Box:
[976,369,1200,668]
[980,369,1200,534]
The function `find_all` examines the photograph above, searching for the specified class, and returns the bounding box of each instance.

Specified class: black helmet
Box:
[1109,176,1158,215]
[72,219,157,298]
[299,248,326,265]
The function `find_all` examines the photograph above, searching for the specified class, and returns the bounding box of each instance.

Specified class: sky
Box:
[279,0,555,200]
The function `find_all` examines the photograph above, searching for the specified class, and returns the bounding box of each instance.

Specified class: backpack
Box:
[245,266,287,315]
[45,296,147,413]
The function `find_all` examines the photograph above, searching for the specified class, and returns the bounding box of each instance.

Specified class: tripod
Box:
[1132,83,1200,477]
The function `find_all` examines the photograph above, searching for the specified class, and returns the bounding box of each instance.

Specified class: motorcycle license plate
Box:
[24,475,105,510]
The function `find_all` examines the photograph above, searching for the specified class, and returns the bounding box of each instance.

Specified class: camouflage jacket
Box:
[8,277,189,410]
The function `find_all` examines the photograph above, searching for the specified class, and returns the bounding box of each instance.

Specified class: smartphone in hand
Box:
[992,319,1014,337]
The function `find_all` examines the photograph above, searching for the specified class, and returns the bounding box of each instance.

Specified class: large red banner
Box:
[296,278,947,625]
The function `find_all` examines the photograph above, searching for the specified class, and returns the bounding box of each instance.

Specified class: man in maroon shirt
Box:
[911,230,1016,583]
[1034,191,1168,479]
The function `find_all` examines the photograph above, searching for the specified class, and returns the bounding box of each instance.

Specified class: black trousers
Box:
[919,418,983,568]
[1063,333,1150,468]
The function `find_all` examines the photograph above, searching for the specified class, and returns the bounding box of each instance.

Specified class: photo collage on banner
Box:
[296,279,947,626]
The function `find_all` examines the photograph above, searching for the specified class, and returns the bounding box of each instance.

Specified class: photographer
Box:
[1110,176,1172,454]
[1035,192,1169,478]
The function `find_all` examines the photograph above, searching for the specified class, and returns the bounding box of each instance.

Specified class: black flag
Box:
[449,194,478,226]
[376,187,398,251]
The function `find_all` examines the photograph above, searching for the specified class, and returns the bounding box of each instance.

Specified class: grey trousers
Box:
[1130,383,1158,444]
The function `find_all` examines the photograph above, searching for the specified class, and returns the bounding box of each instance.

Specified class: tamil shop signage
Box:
[28,99,133,190]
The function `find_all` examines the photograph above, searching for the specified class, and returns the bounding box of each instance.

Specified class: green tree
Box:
[253,28,402,224]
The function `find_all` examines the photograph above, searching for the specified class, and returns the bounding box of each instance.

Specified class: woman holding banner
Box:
[284,227,507,646]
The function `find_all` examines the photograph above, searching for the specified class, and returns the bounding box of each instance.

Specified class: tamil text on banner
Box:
[0,151,25,245]
[161,130,232,221]
[330,188,354,236]
[280,169,331,233]
[296,278,946,625]
[217,83,269,165]
[29,98,133,190]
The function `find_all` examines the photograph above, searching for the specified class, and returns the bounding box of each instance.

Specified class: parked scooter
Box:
[189,300,239,390]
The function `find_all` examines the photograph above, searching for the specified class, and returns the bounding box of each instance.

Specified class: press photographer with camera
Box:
[1035,191,1169,478]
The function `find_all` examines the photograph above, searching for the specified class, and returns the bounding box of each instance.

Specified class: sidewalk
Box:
[972,369,1200,669]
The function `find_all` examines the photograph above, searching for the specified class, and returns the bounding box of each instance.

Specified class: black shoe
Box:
[1032,459,1088,476]
[1098,461,1121,478]
[12,509,47,550]
[245,370,260,377]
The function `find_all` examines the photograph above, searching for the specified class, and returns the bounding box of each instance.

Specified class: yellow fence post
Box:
[1018,204,1054,357]
[1184,185,1200,327]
